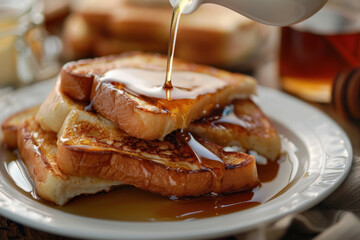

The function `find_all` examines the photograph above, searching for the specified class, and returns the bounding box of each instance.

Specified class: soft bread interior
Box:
[36,78,85,133]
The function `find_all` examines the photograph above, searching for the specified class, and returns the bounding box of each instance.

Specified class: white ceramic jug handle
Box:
[169,0,328,26]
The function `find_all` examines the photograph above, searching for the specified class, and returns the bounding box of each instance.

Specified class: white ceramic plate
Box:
[0,79,353,240]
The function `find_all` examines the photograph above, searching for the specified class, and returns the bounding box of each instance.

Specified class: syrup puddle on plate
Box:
[2,135,298,222]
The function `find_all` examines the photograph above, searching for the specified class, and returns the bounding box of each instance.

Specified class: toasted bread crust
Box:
[189,99,281,161]
[60,53,158,101]
[61,52,256,102]
[1,106,39,149]
[56,110,258,197]
[17,118,122,205]
[57,141,258,197]
[61,60,96,102]
[90,81,174,140]
[18,118,65,203]
[1,125,17,149]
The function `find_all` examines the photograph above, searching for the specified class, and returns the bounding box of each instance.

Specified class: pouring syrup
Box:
[164,0,190,92]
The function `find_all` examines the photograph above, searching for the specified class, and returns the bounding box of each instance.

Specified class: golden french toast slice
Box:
[60,52,257,140]
[189,99,281,161]
[37,84,280,161]
[1,106,39,149]
[57,109,258,198]
[17,117,123,205]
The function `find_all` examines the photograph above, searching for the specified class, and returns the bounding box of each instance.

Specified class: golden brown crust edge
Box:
[1,106,39,149]
[57,141,258,198]
[60,52,149,101]
[189,99,281,161]
[1,125,17,149]
[17,120,57,203]
[90,82,173,140]
[60,60,94,102]
[60,52,256,102]
[17,118,124,205]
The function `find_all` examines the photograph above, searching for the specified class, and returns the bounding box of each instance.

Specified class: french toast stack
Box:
[1,52,281,205]
[62,0,267,68]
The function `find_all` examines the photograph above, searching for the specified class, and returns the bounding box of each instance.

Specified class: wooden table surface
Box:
[0,87,358,240]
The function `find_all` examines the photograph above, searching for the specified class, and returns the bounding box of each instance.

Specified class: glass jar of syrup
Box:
[279,0,360,103]
[0,0,60,87]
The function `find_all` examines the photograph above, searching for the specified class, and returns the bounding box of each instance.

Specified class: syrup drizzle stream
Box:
[3,150,38,199]
[164,0,190,95]
[176,131,225,194]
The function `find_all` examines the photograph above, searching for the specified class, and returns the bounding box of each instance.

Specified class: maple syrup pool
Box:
[1,123,305,222]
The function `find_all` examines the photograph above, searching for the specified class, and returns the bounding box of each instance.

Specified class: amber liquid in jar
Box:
[279,27,360,103]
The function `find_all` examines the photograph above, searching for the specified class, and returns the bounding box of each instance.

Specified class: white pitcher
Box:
[169,0,328,26]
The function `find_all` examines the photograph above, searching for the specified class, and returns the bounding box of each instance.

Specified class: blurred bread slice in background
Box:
[43,0,71,35]
[61,0,269,70]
